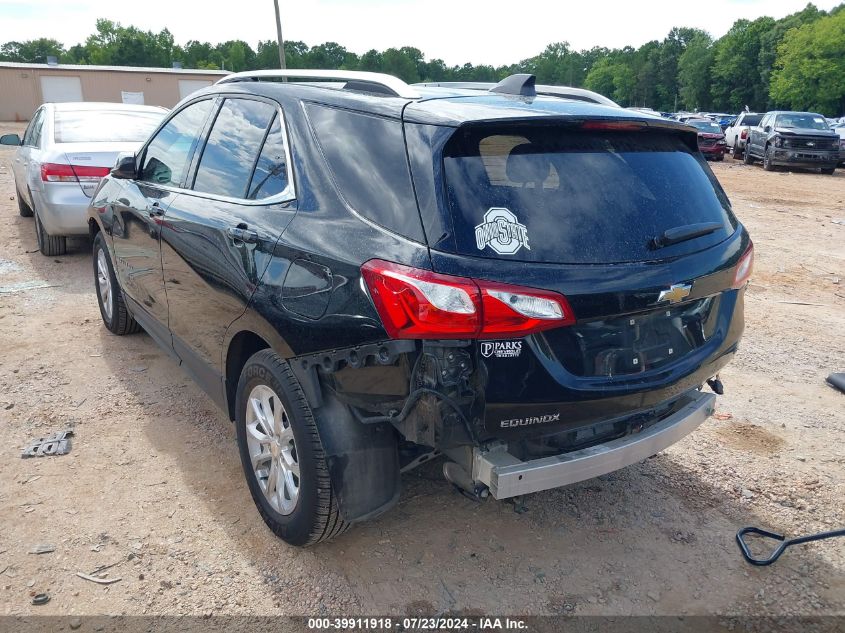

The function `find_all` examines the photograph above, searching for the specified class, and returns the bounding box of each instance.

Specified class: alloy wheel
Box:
[96,249,113,322]
[245,384,300,515]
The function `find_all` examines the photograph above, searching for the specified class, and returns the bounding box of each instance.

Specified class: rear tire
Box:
[744,147,755,165]
[16,186,33,217]
[235,349,351,546]
[93,232,141,335]
[821,167,836,175]
[732,140,742,159]
[33,198,66,256]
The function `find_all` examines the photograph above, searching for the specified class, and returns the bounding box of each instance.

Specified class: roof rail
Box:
[414,80,619,107]
[215,69,421,99]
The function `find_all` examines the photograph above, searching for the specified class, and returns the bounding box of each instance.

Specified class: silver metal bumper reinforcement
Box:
[472,391,717,500]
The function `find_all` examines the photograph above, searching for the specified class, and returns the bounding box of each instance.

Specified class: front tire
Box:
[32,196,66,256]
[16,185,33,217]
[93,232,141,335]
[235,350,350,546]
[763,146,775,171]
[821,166,836,175]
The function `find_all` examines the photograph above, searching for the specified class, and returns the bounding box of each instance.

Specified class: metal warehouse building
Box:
[0,62,228,121]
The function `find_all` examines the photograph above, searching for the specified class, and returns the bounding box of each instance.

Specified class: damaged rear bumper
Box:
[472,391,716,499]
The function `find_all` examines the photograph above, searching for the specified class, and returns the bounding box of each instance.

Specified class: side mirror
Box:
[111,153,137,179]
[0,133,22,146]
[764,126,771,133]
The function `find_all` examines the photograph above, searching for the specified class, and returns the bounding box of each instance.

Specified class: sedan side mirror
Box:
[111,153,137,179]
[0,133,22,146]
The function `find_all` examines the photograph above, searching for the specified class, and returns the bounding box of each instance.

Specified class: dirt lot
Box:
[0,121,843,618]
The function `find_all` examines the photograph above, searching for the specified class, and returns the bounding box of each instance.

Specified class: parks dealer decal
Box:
[480,341,522,359]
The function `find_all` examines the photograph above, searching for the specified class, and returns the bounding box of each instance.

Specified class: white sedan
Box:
[1,102,166,255]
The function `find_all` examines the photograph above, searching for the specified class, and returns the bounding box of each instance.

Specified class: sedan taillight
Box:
[733,243,754,289]
[41,163,110,183]
[360,260,575,340]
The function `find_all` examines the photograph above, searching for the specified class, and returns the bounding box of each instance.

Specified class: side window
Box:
[193,98,276,198]
[304,103,424,242]
[247,114,290,200]
[23,109,44,147]
[140,99,213,188]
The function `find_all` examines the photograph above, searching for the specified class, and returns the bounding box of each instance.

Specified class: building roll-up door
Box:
[40,76,83,103]
[178,79,212,100]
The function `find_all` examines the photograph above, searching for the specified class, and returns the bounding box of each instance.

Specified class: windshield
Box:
[690,120,723,133]
[442,127,736,264]
[55,110,165,144]
[775,114,829,130]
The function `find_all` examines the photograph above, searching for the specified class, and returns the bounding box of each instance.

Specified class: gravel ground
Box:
[0,121,843,618]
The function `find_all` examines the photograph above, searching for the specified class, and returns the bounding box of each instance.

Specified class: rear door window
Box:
[247,114,290,200]
[442,126,736,264]
[24,109,44,147]
[192,98,276,199]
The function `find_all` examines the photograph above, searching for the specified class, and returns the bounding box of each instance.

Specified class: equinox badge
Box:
[657,283,692,304]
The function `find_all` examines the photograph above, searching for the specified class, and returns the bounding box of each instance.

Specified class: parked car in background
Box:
[88,69,750,546]
[687,118,727,160]
[744,111,839,174]
[834,123,845,166]
[724,112,763,158]
[0,102,166,255]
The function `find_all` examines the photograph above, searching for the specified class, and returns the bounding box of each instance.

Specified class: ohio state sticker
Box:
[474,207,530,255]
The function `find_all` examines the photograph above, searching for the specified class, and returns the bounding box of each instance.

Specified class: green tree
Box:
[758,3,825,108]
[678,32,715,110]
[0,38,65,63]
[770,9,845,114]
[380,48,419,82]
[358,49,383,72]
[83,19,174,67]
[710,17,775,111]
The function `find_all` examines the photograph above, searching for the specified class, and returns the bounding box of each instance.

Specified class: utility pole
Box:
[273,0,286,69]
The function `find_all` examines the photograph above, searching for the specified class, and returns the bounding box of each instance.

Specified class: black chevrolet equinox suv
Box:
[88,70,752,545]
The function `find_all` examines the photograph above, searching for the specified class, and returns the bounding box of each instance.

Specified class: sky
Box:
[3,0,842,66]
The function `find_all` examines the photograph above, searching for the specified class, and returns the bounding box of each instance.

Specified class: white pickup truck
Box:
[724,112,763,158]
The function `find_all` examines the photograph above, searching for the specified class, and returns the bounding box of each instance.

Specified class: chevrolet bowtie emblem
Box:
[657,283,692,304]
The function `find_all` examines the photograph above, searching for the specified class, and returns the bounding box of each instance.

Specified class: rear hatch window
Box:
[442,126,736,264]
[55,110,164,144]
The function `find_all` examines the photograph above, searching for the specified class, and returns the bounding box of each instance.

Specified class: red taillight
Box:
[41,163,110,183]
[360,260,575,340]
[733,243,754,289]
[740,130,748,140]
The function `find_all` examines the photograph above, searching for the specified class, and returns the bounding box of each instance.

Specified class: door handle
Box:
[148,203,164,218]
[227,226,258,244]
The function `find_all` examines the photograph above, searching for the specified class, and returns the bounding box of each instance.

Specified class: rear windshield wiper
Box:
[650,222,723,249]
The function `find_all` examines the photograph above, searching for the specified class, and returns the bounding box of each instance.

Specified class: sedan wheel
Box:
[33,204,66,256]
[245,384,300,515]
